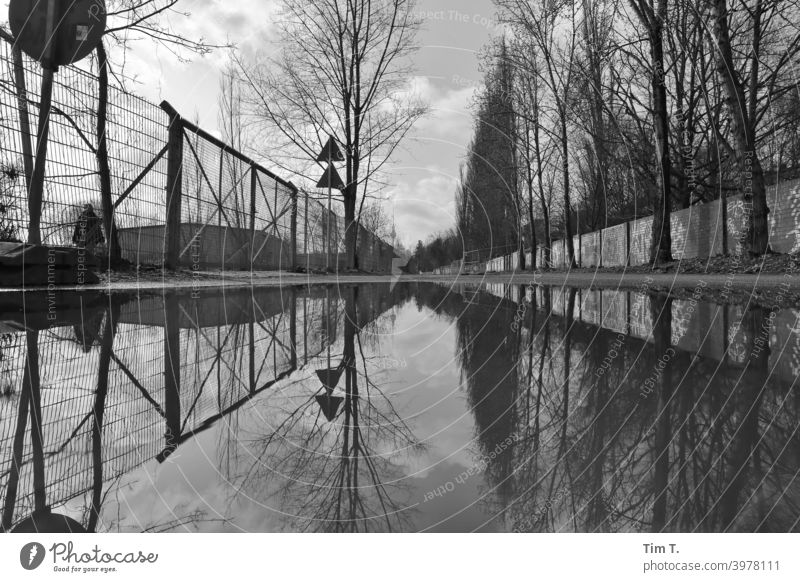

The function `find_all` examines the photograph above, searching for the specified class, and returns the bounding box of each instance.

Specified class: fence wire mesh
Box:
[0,35,393,273]
[0,288,370,531]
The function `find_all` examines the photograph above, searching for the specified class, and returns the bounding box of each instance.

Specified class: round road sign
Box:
[9,0,107,67]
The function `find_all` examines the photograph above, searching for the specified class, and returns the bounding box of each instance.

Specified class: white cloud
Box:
[387,172,459,246]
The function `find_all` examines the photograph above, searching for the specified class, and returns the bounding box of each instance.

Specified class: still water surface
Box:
[1,282,798,532]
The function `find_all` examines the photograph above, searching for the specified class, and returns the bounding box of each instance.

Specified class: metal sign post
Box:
[327,144,332,270]
[9,0,107,245]
[315,135,344,272]
[25,0,58,244]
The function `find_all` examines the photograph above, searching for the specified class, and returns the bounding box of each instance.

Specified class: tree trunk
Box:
[708,0,770,255]
[649,2,673,265]
[11,46,34,195]
[581,1,609,228]
[560,109,577,267]
[344,186,358,270]
[96,41,122,265]
[533,128,552,267]
[650,293,674,531]
[533,116,550,267]
[528,162,538,271]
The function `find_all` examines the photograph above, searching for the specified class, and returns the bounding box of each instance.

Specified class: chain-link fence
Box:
[0,35,394,273]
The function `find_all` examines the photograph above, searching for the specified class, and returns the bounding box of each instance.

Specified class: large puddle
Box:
[1,282,798,532]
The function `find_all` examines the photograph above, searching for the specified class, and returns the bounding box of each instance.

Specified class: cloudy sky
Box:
[112,0,500,248]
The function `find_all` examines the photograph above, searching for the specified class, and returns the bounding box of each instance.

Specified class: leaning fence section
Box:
[0,34,394,274]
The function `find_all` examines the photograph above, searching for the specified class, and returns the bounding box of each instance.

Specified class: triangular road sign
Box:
[316,135,345,162]
[315,394,344,422]
[316,165,346,190]
[316,367,343,391]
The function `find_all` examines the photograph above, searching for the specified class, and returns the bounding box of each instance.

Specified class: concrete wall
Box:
[768,178,800,253]
[670,197,726,259]
[440,177,800,274]
[581,231,601,267]
[629,216,653,266]
[672,298,726,361]
[581,289,602,326]
[552,239,565,268]
[602,290,628,334]
[628,292,652,340]
[118,224,290,270]
[455,283,799,385]
[601,223,627,267]
[120,222,394,273]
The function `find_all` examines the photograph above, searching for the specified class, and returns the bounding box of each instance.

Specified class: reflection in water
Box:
[0,285,415,532]
[415,282,800,533]
[0,282,798,532]
[231,286,421,532]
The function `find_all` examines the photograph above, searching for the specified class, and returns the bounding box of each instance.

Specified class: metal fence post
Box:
[599,230,603,268]
[250,164,257,270]
[304,189,308,266]
[162,105,183,270]
[290,287,297,368]
[160,293,181,462]
[290,184,298,270]
[625,220,631,267]
[274,181,280,269]
[721,194,728,256]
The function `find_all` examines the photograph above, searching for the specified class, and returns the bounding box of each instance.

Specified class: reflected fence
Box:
[0,35,394,273]
[0,284,403,531]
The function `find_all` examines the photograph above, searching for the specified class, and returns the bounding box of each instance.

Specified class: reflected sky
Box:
[1,282,799,532]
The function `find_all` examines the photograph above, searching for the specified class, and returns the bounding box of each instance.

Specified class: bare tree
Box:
[705,0,800,255]
[234,0,426,269]
[496,0,581,268]
[358,201,394,241]
[627,0,673,264]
